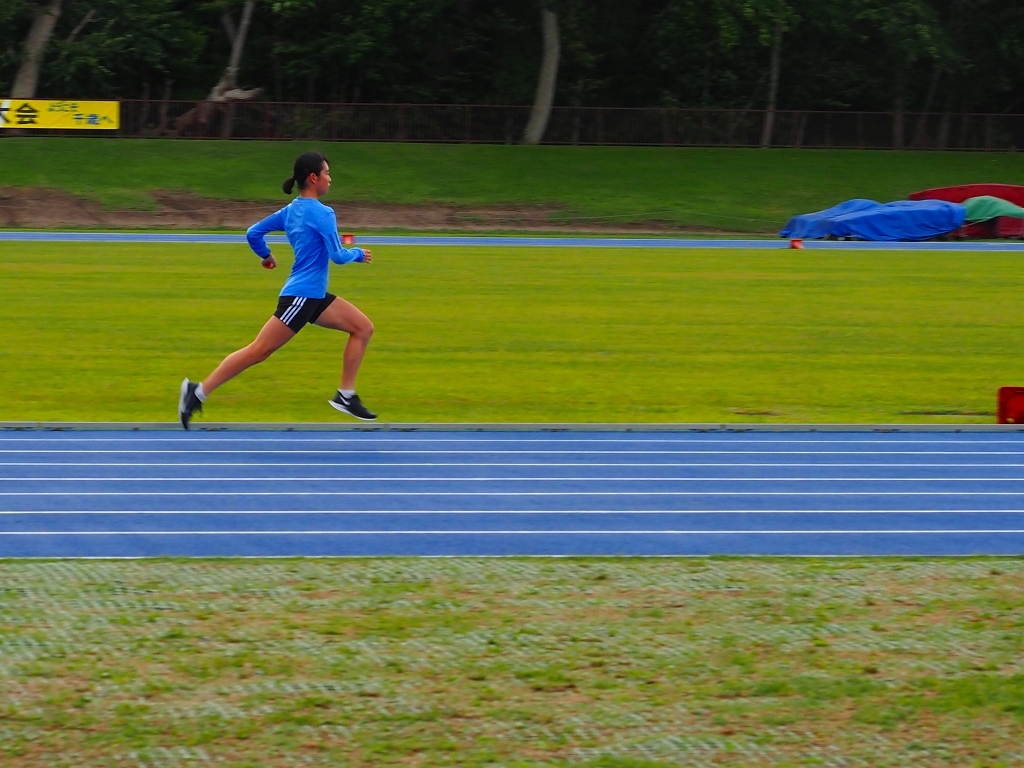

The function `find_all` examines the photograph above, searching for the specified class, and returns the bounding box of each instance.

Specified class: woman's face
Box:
[309,162,331,196]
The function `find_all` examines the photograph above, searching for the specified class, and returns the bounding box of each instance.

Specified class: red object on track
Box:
[789,238,804,249]
[997,387,1024,424]
[908,184,1024,207]
[342,233,355,246]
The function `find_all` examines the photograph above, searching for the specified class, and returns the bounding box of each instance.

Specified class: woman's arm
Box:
[246,208,287,259]
[320,209,367,264]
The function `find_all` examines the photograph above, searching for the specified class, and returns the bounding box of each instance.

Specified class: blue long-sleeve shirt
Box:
[246,197,365,299]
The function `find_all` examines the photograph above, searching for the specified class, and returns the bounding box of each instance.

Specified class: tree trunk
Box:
[11,0,63,98]
[912,65,941,148]
[157,79,173,135]
[760,20,783,148]
[140,81,151,132]
[168,0,257,138]
[936,109,951,149]
[221,13,238,47]
[699,58,711,138]
[220,102,237,139]
[733,70,767,144]
[892,63,905,150]
[522,8,559,145]
[65,9,95,44]
[793,111,807,148]
[210,0,255,100]
[958,100,969,148]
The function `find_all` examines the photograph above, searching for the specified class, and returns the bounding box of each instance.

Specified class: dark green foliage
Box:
[0,0,207,99]
[1,0,1023,113]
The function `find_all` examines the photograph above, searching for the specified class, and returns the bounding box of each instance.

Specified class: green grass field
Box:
[1,558,1022,767]
[3,138,1024,231]
[3,241,1024,424]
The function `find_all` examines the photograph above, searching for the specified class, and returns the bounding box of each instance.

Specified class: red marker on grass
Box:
[342,233,355,246]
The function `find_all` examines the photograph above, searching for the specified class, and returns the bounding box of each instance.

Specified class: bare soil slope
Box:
[0,187,717,232]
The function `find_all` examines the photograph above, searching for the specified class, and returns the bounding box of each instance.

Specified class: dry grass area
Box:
[1,558,1023,767]
[0,187,594,233]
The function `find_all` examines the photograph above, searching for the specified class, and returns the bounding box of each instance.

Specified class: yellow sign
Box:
[0,100,119,129]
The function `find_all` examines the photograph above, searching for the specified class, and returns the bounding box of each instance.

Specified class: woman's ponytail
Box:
[283,151,329,195]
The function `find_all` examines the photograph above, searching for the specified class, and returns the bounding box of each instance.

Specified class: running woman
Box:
[178,150,377,429]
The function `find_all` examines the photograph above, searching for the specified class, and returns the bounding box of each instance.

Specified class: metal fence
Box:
[18,100,1024,150]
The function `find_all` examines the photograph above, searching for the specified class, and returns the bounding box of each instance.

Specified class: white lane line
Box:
[4,529,1024,535]
[5,476,1024,482]
[3,436,1023,444]
[6,449,1024,455]
[9,490,1024,496]
[6,461,1024,468]
[4,509,1023,515]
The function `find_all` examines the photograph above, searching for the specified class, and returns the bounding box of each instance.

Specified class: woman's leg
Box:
[201,317,295,395]
[313,297,374,391]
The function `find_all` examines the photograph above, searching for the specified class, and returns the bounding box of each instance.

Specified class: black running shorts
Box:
[274,293,337,333]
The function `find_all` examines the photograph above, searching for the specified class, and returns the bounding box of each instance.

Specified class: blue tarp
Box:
[780,199,967,242]
[779,199,881,240]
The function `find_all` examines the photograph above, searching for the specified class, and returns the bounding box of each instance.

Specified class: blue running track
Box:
[4,231,1024,251]
[3,429,1024,557]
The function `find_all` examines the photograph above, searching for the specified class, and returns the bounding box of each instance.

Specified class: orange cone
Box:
[789,238,804,249]
[342,233,355,246]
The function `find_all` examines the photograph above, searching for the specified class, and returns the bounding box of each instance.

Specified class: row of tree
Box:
[3,0,1022,120]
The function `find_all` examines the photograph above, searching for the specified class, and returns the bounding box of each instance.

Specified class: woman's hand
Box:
[362,249,372,263]
[262,254,277,270]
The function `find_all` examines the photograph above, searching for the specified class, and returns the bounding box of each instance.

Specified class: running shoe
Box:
[328,391,377,421]
[179,378,203,430]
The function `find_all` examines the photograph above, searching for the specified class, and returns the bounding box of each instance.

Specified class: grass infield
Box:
[4,138,1024,231]
[1,558,1022,767]
[3,242,1024,423]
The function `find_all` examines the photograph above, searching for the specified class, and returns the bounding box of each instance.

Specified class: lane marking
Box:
[9,490,1024,496]
[3,431,1021,554]
[6,461,1024,468]
[8,512,1024,518]
[4,529,1024,535]
[3,436,1024,444]
[5,476,1024,482]
[6,449,1024,455]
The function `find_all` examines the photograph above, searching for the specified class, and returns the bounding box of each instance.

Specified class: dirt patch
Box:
[0,187,741,233]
